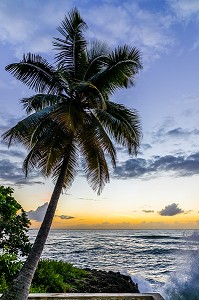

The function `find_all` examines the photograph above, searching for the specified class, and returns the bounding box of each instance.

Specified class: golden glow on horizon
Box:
[13,175,199,230]
[30,210,199,230]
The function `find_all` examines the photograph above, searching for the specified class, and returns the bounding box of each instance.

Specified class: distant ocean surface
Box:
[29,229,199,299]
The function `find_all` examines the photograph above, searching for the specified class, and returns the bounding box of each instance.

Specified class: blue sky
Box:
[1,0,199,229]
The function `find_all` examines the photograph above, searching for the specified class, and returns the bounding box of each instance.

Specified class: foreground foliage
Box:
[0,253,22,293]
[0,186,31,256]
[0,259,139,294]
[31,260,88,293]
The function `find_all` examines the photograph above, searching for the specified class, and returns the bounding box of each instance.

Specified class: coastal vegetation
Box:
[0,186,31,256]
[1,7,142,299]
[0,189,139,294]
[0,259,139,294]
[0,186,31,294]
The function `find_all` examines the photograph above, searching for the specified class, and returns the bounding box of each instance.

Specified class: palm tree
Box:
[1,8,142,300]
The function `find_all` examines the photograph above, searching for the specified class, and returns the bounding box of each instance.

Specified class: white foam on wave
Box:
[131,274,153,293]
[120,269,153,293]
[161,236,199,300]
[121,233,199,299]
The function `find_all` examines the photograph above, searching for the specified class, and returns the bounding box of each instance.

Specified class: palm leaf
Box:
[95,101,142,155]
[52,138,78,189]
[2,106,57,147]
[90,45,142,94]
[80,134,110,195]
[53,7,88,76]
[84,40,110,80]
[5,53,62,94]
[78,114,114,194]
[20,94,62,114]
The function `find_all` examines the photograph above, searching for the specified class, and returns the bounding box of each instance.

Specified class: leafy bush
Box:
[31,259,88,293]
[0,186,31,256]
[0,253,22,292]
[0,257,87,293]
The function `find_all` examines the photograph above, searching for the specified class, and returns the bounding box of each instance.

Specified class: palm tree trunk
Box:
[0,157,69,300]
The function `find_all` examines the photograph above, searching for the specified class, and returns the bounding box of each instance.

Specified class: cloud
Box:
[114,151,199,179]
[27,202,48,222]
[0,158,43,186]
[77,197,100,202]
[166,127,199,138]
[65,220,198,230]
[141,144,152,151]
[143,210,154,213]
[85,2,175,64]
[0,112,24,133]
[0,159,25,183]
[15,180,44,186]
[151,124,199,145]
[114,158,148,179]
[159,203,184,216]
[0,0,177,64]
[170,0,199,19]
[0,0,74,57]
[0,149,25,159]
[58,215,75,220]
[27,203,75,223]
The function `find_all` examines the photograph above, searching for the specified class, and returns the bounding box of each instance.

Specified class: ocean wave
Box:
[134,235,180,240]
[139,248,175,255]
[71,246,104,254]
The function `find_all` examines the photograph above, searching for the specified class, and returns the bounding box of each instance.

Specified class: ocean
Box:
[29,229,199,299]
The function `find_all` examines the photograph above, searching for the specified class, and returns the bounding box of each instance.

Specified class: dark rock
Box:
[77,268,139,293]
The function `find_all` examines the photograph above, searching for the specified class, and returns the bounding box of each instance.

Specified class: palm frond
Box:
[95,101,142,155]
[71,81,107,109]
[90,45,142,94]
[20,94,62,114]
[50,100,84,134]
[22,125,78,190]
[81,136,110,195]
[2,106,57,147]
[5,53,62,94]
[78,114,112,194]
[85,112,116,167]
[53,7,87,75]
[84,40,110,80]
[52,138,78,189]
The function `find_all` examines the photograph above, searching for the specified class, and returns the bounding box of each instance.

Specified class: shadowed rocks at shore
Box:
[72,268,139,293]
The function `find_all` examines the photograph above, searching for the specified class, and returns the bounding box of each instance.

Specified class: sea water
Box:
[28,229,199,299]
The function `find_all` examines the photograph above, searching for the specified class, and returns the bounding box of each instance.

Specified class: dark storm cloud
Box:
[159,203,184,216]
[27,203,48,222]
[114,151,199,179]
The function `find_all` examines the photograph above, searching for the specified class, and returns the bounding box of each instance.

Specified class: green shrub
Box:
[31,259,88,293]
[0,252,22,292]
[0,273,8,293]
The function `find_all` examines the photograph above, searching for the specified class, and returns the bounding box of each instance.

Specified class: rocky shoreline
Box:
[72,268,139,293]
[29,260,140,294]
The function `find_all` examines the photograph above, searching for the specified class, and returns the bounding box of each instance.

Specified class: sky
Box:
[1,0,199,229]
